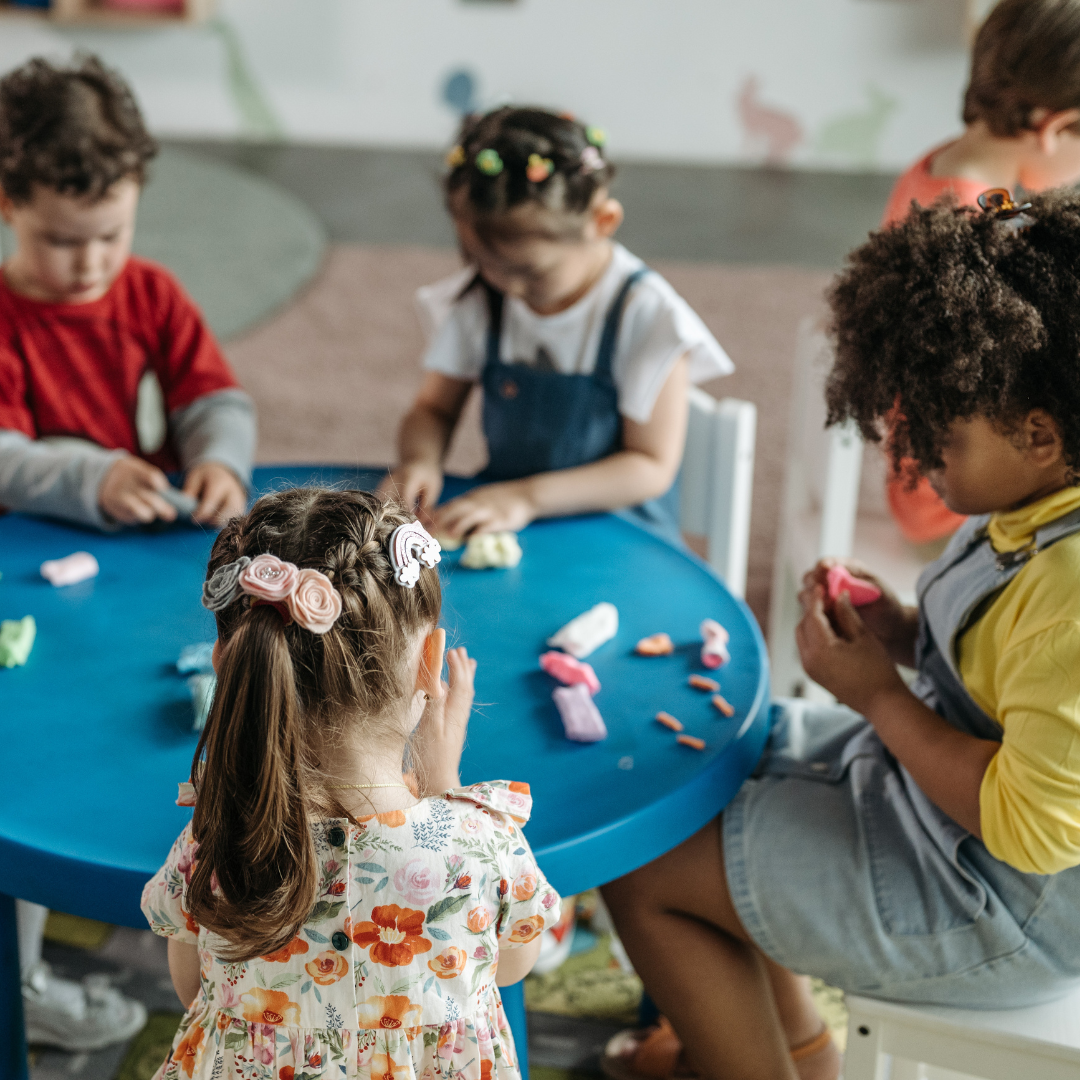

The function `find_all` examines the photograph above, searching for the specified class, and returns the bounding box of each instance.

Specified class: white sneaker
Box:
[22,961,147,1052]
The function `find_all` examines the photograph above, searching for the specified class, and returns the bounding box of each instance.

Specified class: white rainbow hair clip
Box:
[388,521,442,588]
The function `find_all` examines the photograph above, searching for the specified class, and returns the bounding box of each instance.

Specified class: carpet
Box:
[225,244,831,630]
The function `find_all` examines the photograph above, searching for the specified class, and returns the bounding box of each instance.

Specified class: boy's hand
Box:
[801,558,917,665]
[795,585,906,715]
[379,461,444,520]
[99,455,177,525]
[414,645,477,794]
[183,462,247,526]
[433,481,536,540]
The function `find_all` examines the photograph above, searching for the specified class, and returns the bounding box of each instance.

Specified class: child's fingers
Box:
[832,592,866,640]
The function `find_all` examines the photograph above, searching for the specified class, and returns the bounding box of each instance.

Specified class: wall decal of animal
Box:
[815,84,898,168]
[737,75,804,167]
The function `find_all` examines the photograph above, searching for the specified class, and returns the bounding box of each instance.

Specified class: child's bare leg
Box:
[602,817,839,1080]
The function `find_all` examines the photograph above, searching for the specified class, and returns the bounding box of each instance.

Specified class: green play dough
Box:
[0,615,35,668]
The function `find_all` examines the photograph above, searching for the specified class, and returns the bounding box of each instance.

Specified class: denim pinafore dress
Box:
[724,507,1080,1008]
[475,270,682,541]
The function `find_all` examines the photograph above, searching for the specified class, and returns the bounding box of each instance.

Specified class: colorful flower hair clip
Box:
[445,144,466,169]
[977,188,1034,231]
[526,153,554,183]
[580,145,605,174]
[585,126,607,147]
[388,522,442,589]
[202,553,343,634]
[475,148,504,176]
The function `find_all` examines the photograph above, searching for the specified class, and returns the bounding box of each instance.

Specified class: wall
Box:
[0,0,975,171]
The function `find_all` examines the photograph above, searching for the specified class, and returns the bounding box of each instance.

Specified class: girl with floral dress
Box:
[141,488,560,1080]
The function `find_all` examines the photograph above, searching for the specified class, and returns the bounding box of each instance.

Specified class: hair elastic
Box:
[526,153,554,182]
[475,148,504,176]
[445,144,466,169]
[388,522,442,588]
[585,126,606,147]
[580,145,604,174]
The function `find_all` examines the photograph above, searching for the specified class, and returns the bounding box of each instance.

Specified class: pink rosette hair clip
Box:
[201,552,342,634]
[388,521,442,588]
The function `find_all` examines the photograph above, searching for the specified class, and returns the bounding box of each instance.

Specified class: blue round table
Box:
[0,467,769,1080]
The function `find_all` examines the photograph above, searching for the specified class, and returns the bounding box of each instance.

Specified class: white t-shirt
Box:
[415,244,734,425]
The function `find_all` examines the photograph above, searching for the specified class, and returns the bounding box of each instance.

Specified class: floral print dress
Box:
[141,781,561,1080]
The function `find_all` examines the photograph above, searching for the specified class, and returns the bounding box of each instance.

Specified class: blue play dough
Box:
[0,467,768,927]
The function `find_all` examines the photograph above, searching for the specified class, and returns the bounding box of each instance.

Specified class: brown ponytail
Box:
[187,488,442,960]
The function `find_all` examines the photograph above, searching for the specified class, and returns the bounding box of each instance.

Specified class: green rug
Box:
[0,146,326,342]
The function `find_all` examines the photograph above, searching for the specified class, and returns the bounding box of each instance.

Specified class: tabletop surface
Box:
[0,467,769,920]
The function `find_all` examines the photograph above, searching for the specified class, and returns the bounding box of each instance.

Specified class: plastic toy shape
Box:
[677,734,706,751]
[700,619,731,669]
[548,602,618,659]
[159,486,199,519]
[40,551,99,587]
[636,633,674,656]
[553,682,607,742]
[689,674,720,692]
[655,711,684,732]
[0,615,36,668]
[188,673,216,732]
[826,565,882,607]
[460,531,523,569]
[712,694,736,717]
[177,642,215,675]
[539,651,600,696]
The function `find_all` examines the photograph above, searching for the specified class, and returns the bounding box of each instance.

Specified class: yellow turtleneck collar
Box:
[988,486,1080,553]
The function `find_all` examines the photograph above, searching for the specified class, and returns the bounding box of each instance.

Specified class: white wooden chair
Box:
[680,387,757,599]
[845,988,1080,1080]
[769,318,929,697]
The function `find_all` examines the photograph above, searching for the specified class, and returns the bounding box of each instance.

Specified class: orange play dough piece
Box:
[636,633,674,656]
[676,734,706,750]
[655,711,684,732]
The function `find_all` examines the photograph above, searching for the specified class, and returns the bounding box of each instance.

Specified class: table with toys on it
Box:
[0,466,771,1080]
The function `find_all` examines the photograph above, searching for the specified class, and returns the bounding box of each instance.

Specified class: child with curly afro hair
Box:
[599,190,1080,1080]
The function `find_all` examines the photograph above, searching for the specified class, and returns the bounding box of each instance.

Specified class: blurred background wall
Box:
[0,0,976,172]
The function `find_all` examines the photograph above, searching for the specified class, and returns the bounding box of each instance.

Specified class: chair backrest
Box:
[680,387,757,598]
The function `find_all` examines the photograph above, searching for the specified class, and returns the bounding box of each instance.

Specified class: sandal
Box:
[600,1017,834,1080]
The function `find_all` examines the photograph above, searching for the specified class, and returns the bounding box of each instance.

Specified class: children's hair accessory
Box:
[977,188,1034,232]
[388,522,442,588]
[585,126,606,147]
[446,144,467,169]
[475,148,504,176]
[526,153,555,183]
[580,145,605,174]
[201,553,343,634]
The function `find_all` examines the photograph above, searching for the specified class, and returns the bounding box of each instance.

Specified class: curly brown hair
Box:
[0,53,157,204]
[825,188,1080,478]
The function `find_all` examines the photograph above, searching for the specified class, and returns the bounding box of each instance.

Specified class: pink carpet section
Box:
[224,244,833,628]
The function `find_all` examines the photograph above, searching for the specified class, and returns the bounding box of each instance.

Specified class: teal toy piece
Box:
[0,466,769,1080]
[0,615,35,668]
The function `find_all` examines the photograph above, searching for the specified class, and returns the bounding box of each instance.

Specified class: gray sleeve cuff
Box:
[171,389,257,487]
[0,430,125,531]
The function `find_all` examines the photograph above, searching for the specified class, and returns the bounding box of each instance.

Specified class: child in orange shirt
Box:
[882,0,1080,543]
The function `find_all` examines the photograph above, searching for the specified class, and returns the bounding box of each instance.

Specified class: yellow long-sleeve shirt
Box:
[958,486,1080,874]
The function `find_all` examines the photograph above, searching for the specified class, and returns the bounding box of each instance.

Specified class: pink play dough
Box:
[552,683,608,742]
[539,651,601,696]
[40,551,99,587]
[700,619,730,670]
[826,565,882,606]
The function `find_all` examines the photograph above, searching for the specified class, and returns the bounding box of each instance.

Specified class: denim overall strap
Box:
[592,267,651,386]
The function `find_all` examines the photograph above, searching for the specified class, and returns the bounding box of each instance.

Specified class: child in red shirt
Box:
[882,0,1080,544]
[0,56,254,530]
[0,54,256,1057]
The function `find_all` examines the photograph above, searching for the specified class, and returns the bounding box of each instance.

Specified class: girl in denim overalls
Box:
[601,189,1080,1080]
[383,107,732,544]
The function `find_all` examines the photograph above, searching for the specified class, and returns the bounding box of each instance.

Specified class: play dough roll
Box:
[553,682,607,742]
[700,619,730,669]
[40,551,99,586]
[0,615,36,668]
[825,565,882,606]
[539,651,601,696]
[548,602,618,659]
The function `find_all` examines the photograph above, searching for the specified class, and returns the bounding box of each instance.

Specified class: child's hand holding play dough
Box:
[99,454,178,525]
[802,558,917,667]
[433,481,536,540]
[414,641,477,793]
[183,462,247,526]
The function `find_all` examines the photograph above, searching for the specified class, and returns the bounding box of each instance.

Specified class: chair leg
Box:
[0,893,29,1080]
[843,1007,888,1080]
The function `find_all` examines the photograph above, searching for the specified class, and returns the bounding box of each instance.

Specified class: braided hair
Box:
[188,488,441,959]
[444,106,615,236]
